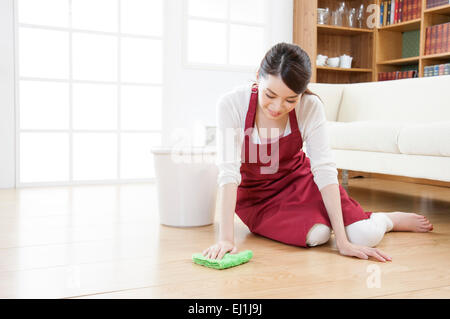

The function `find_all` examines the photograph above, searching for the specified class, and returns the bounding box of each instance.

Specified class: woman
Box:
[203,42,433,263]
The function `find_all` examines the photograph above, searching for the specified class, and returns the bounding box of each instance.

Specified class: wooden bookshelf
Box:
[377,56,420,64]
[378,17,421,31]
[316,66,373,71]
[420,1,450,76]
[317,24,374,35]
[293,0,450,83]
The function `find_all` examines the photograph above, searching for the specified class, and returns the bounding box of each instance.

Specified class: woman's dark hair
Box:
[256,42,321,101]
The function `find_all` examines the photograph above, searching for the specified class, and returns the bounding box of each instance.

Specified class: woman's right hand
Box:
[202,240,238,260]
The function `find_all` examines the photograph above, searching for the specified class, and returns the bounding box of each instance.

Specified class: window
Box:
[184,0,268,70]
[15,0,164,186]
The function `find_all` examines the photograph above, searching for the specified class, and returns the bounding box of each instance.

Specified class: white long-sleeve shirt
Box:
[215,82,339,191]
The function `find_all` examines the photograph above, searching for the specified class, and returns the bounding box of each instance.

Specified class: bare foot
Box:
[384,212,433,232]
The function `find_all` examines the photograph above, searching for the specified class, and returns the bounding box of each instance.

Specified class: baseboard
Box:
[337,169,450,188]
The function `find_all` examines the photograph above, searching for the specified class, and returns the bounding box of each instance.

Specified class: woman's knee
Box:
[345,219,385,247]
[306,224,331,247]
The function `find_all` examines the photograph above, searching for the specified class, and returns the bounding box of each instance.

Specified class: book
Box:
[437,23,444,54]
[411,0,415,20]
[426,63,450,76]
[434,24,439,54]
[431,25,437,55]
[399,0,403,22]
[387,0,392,25]
[442,22,448,53]
[404,0,409,21]
[394,0,398,23]
[427,0,450,9]
[414,0,418,20]
[447,22,450,52]
[427,22,450,55]
[378,70,419,80]
[392,0,396,24]
[418,0,422,19]
[408,0,413,21]
[406,0,411,21]
[425,26,431,55]
[380,2,385,26]
[383,1,388,26]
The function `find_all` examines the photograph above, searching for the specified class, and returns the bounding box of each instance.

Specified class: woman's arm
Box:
[303,96,390,262]
[215,91,245,242]
[301,96,348,243]
[319,183,348,246]
[218,182,238,242]
[203,182,238,259]
[203,93,243,259]
[320,184,391,262]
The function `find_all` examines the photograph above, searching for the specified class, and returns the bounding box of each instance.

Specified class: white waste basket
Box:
[151,146,218,227]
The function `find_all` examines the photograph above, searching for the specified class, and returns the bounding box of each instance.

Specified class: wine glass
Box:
[356,4,365,28]
[331,2,345,26]
[317,8,330,25]
[338,1,346,27]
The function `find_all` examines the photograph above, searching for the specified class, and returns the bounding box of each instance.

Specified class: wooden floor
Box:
[0,177,449,299]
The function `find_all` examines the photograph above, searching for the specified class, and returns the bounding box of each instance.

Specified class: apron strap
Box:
[244,83,258,131]
[288,107,299,134]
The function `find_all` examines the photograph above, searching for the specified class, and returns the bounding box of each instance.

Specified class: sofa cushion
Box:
[307,83,344,122]
[398,122,450,157]
[332,149,450,182]
[327,121,403,154]
[337,76,450,124]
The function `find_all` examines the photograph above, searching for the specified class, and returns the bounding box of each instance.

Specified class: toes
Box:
[421,221,432,228]
[419,216,431,224]
[418,225,433,232]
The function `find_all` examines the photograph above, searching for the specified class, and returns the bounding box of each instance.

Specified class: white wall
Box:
[0,0,293,188]
[161,0,293,146]
[0,0,16,188]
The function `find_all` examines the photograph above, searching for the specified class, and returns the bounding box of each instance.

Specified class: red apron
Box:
[235,83,372,248]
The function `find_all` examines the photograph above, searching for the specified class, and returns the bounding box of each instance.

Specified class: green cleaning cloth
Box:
[192,250,253,270]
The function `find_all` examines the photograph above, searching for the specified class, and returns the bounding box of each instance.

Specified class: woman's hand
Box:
[337,241,392,262]
[202,240,238,260]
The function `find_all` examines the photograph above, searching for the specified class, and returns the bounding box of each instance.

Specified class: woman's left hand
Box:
[337,241,392,262]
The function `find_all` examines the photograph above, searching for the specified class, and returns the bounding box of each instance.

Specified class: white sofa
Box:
[307,75,450,183]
